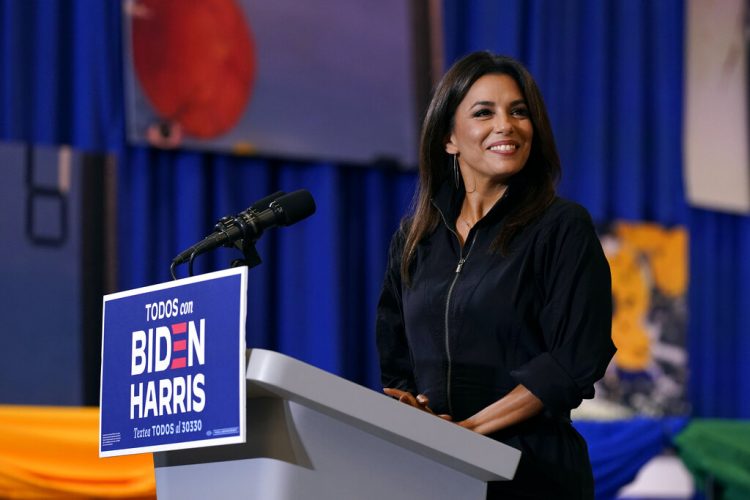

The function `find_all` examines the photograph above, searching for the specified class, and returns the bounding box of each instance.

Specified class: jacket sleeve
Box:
[375,223,417,392]
[510,204,616,417]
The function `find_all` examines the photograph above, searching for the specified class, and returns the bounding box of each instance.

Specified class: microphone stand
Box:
[235,235,262,269]
[223,215,263,270]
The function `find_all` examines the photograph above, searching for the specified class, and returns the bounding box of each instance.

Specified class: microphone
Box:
[246,190,287,213]
[172,189,316,264]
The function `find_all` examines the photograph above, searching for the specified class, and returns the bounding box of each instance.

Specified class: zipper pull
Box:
[455,258,465,273]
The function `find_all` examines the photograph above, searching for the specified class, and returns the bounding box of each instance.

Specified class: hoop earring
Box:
[453,154,460,189]
[465,175,477,194]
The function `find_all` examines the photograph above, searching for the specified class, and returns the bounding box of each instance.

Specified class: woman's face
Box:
[445,73,533,190]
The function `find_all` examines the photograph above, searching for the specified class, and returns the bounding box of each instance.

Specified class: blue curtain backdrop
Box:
[116,148,416,388]
[2,0,750,497]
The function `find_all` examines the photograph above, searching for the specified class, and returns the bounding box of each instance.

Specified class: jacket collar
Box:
[430,180,515,231]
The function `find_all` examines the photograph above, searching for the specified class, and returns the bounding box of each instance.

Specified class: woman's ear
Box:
[444,133,458,155]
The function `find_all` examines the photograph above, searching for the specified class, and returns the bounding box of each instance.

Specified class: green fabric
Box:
[675,420,750,500]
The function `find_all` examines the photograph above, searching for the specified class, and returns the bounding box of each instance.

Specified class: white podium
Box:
[154,349,520,499]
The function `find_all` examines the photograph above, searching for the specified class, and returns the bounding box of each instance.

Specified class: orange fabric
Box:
[0,405,155,498]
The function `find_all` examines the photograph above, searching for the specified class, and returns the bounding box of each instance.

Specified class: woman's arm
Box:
[456,384,543,435]
[376,223,418,393]
[385,384,543,434]
[511,205,615,417]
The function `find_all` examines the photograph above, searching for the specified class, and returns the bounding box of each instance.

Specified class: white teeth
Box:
[490,144,517,152]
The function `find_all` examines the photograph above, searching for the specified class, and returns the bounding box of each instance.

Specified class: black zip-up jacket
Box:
[376,182,615,498]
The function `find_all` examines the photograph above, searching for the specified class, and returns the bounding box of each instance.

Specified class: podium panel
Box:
[154,349,520,499]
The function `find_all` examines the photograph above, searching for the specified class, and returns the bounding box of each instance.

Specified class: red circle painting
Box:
[130,0,256,139]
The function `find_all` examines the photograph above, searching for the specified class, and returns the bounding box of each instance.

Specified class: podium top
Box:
[246,349,520,481]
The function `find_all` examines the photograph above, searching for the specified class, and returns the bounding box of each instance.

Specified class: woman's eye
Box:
[511,107,530,117]
[473,108,492,118]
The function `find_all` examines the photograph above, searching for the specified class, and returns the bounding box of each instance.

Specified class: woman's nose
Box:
[493,113,512,134]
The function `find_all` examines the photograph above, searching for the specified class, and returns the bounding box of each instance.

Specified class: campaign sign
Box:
[99,267,247,457]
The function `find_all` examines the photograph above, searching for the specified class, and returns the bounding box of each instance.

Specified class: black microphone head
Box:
[249,190,286,212]
[272,189,316,225]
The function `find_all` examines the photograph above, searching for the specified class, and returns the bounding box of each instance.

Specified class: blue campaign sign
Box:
[99,267,247,457]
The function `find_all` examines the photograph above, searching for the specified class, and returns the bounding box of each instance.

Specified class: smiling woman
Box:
[376,52,615,499]
[445,73,534,243]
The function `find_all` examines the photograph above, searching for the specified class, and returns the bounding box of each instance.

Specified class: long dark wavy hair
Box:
[401,51,561,283]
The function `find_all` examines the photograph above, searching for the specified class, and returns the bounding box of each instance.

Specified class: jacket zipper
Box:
[432,190,509,417]
[438,210,478,417]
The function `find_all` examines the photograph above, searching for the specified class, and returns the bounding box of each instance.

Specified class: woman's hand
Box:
[383,388,452,421]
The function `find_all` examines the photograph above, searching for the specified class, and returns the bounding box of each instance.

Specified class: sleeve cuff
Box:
[510,352,584,417]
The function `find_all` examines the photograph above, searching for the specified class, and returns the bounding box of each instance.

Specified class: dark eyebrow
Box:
[470,100,495,108]
[470,99,528,108]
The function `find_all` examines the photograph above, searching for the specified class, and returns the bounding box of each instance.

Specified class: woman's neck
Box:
[460,183,508,225]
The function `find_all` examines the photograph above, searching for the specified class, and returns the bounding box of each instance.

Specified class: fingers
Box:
[383,387,406,400]
[456,419,476,430]
[416,394,436,414]
[383,387,405,398]
[382,389,459,425]
[400,393,419,406]
[383,388,418,407]
[383,389,430,411]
